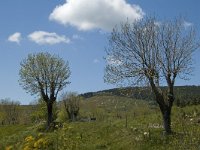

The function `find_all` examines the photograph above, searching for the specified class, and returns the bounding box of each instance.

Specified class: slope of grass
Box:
[0,125,33,150]
[1,95,200,150]
[0,125,29,138]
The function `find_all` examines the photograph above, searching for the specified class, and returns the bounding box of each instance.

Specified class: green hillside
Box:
[1,93,200,149]
[81,85,200,106]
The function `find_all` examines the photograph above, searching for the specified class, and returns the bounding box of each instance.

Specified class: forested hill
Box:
[80,86,200,106]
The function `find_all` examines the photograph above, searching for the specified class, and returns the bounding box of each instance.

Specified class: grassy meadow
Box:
[0,94,200,150]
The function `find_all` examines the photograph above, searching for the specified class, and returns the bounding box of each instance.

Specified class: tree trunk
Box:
[163,84,174,134]
[71,112,75,121]
[162,106,172,134]
[149,77,174,134]
[47,102,53,127]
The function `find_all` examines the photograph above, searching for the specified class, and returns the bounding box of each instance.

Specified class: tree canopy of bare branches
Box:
[61,92,80,121]
[105,17,200,134]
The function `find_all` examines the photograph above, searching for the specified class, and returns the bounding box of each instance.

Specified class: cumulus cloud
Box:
[107,55,122,65]
[49,0,144,31]
[154,21,161,27]
[183,21,193,28]
[8,32,21,44]
[28,31,70,45]
[93,59,100,63]
[72,34,83,40]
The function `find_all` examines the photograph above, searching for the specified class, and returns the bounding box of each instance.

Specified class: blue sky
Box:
[0,0,200,104]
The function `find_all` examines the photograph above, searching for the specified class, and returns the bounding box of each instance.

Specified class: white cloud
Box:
[99,29,109,35]
[49,0,144,31]
[183,21,193,28]
[107,55,122,65]
[154,21,161,27]
[28,31,70,45]
[8,32,21,44]
[93,59,100,63]
[72,34,83,40]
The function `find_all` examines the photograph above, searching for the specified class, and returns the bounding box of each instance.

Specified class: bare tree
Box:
[104,17,200,134]
[62,92,80,121]
[19,52,70,127]
[0,98,20,125]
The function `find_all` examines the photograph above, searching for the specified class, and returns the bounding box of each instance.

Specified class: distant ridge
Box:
[80,85,200,106]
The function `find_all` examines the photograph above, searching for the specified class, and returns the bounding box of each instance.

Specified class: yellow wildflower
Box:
[5,145,13,150]
[25,136,34,142]
[34,138,46,149]
[38,132,44,137]
[23,145,32,150]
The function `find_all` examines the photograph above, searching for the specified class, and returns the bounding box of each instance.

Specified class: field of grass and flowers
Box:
[1,95,200,150]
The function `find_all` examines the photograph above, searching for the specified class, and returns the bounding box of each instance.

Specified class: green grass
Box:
[1,95,200,150]
[0,125,33,150]
[0,125,30,138]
